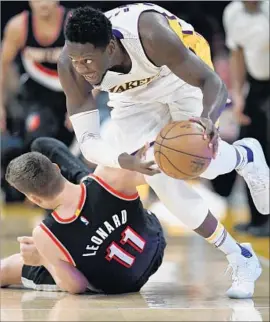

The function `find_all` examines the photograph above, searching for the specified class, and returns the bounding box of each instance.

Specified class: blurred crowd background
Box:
[1,1,269,237]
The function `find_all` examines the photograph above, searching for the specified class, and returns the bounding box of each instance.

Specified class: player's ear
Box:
[107,39,115,55]
[53,163,61,172]
[27,194,41,206]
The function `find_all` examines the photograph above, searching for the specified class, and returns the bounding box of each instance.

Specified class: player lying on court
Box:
[1,137,265,298]
[58,4,269,298]
[1,137,166,294]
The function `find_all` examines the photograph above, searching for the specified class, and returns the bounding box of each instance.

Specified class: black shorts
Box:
[22,214,166,294]
[128,213,166,293]
[21,265,59,292]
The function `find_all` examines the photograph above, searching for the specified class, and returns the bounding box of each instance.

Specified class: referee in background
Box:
[222,1,269,236]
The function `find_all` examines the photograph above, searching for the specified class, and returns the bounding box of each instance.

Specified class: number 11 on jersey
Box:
[105,226,146,268]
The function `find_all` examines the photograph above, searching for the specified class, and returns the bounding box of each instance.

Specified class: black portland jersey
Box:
[20,7,69,92]
[40,175,163,293]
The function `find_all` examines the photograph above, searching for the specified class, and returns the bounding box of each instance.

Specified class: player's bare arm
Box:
[0,13,26,131]
[229,47,251,125]
[138,11,228,155]
[58,48,159,175]
[32,226,90,294]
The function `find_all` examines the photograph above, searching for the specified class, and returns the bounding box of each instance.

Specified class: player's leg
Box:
[21,265,60,291]
[169,85,269,215]
[0,254,24,287]
[31,137,91,184]
[0,253,58,291]
[144,170,262,299]
[134,211,166,292]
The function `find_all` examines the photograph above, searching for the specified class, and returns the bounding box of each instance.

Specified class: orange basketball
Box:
[154,121,213,180]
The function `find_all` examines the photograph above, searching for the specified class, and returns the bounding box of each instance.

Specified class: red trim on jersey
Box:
[39,222,76,266]
[52,184,86,223]
[88,174,139,201]
[33,62,58,77]
[33,6,64,46]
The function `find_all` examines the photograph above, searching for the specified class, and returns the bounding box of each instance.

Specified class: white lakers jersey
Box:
[92,4,213,104]
[97,4,214,154]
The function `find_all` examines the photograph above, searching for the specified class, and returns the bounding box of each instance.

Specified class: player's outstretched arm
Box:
[138,11,228,125]
[58,50,123,168]
[1,13,26,131]
[33,226,90,294]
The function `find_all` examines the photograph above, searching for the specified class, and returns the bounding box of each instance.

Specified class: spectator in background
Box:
[220,0,269,236]
[0,0,74,202]
[0,0,73,147]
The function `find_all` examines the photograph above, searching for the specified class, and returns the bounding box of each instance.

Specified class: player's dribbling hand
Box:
[190,117,219,158]
[18,236,43,266]
[118,143,161,176]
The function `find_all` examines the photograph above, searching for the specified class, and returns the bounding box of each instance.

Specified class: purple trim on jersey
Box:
[224,98,232,110]
[161,12,177,20]
[131,141,155,156]
[112,29,124,40]
[182,30,193,35]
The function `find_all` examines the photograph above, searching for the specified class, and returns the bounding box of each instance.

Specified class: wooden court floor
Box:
[1,207,269,321]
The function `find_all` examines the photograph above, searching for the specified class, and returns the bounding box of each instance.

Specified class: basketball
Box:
[154,121,213,180]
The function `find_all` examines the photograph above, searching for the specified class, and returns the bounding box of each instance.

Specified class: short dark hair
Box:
[65,6,113,48]
[5,152,64,199]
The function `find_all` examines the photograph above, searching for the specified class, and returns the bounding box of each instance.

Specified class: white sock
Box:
[200,140,238,180]
[206,222,241,255]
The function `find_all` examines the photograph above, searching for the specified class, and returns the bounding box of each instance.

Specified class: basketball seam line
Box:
[158,123,178,173]
[159,122,181,139]
[159,133,204,140]
[154,142,212,160]
[157,151,192,178]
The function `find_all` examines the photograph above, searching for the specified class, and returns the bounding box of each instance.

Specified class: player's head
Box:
[64,6,114,85]
[29,1,59,18]
[5,152,64,209]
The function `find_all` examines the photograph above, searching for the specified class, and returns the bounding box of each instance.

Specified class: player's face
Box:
[66,41,115,86]
[29,0,59,18]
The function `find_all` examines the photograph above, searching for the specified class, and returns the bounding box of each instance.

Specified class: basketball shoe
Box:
[233,138,269,215]
[226,243,262,299]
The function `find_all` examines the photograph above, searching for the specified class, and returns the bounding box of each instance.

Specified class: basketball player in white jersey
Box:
[0,1,73,147]
[58,4,269,298]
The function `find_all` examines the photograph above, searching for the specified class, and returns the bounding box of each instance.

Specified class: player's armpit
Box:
[138,11,228,123]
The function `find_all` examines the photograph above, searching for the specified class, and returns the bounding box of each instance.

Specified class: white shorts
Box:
[101,81,209,228]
